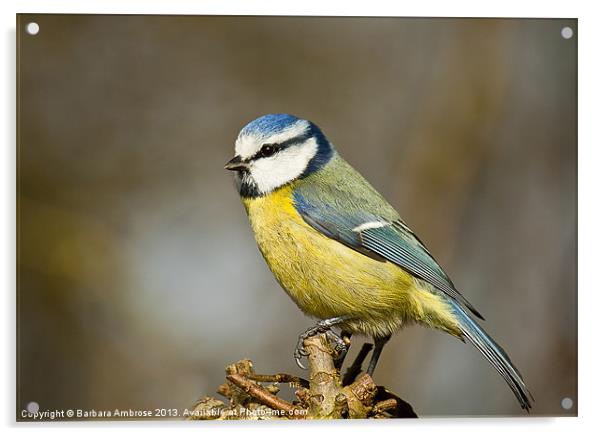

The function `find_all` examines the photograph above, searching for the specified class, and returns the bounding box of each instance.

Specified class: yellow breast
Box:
[242,185,460,338]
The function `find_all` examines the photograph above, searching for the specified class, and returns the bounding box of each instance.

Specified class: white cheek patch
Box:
[235,120,310,159]
[249,138,318,194]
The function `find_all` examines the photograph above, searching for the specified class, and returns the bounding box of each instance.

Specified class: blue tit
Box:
[225,114,532,411]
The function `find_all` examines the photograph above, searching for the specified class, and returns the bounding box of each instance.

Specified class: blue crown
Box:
[240,114,303,138]
[239,114,334,177]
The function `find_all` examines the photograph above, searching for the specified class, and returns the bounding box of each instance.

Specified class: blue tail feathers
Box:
[451,301,533,411]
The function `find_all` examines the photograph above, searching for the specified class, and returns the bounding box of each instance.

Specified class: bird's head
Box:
[225,114,334,198]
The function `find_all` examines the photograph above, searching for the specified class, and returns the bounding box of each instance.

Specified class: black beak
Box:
[224,155,249,171]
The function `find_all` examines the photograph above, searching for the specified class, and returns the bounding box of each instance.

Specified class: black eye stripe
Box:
[249,143,279,161]
[279,131,312,149]
[250,131,313,161]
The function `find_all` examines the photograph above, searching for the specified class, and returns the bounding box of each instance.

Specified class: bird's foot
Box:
[294,316,350,369]
[326,329,349,356]
[333,331,353,370]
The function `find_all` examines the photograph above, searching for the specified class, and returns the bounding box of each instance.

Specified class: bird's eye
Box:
[260,144,278,158]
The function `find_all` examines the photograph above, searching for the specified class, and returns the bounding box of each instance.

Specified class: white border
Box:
[2,1,600,435]
[5,0,583,18]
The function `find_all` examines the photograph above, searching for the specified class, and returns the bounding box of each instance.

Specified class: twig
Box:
[341,373,378,418]
[246,373,309,388]
[374,386,418,418]
[226,373,305,419]
[348,373,377,405]
[373,398,398,414]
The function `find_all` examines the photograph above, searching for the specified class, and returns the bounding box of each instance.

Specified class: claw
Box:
[293,316,352,370]
[325,330,347,356]
[294,338,310,369]
[295,357,307,370]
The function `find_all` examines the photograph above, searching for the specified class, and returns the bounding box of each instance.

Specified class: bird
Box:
[225,113,532,411]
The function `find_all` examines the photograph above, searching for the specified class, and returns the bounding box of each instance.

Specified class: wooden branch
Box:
[187,332,417,420]
[304,334,341,417]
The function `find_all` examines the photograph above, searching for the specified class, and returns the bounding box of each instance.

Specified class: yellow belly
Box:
[242,184,460,338]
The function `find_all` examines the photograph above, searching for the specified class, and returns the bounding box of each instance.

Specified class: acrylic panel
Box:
[16,14,577,420]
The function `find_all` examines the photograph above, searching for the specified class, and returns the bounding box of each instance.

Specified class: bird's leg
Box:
[342,342,374,386]
[294,316,350,369]
[366,334,391,376]
[333,330,353,371]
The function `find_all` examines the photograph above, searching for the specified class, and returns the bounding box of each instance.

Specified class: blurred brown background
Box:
[17,15,576,418]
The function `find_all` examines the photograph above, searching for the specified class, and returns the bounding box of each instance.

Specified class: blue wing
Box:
[292,171,484,320]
